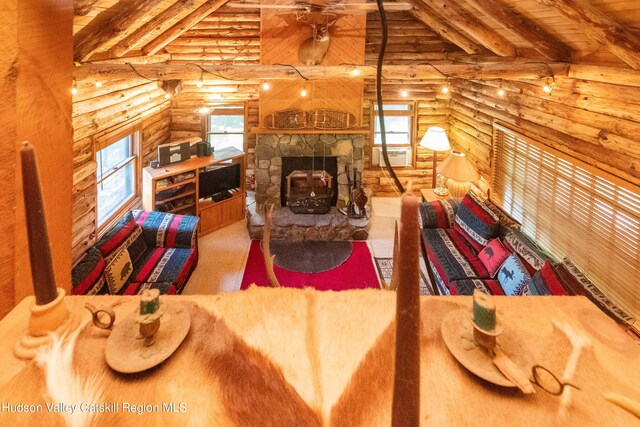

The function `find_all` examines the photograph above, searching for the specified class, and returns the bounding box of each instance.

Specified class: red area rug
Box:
[240,240,381,291]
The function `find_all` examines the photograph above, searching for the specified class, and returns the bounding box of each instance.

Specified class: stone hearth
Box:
[246,193,370,241]
[254,133,364,209]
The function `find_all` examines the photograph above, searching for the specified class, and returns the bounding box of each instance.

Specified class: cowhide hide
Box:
[0,287,401,426]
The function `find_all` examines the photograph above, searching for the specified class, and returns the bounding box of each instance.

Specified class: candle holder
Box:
[471,290,502,350]
[136,289,164,347]
[14,288,81,360]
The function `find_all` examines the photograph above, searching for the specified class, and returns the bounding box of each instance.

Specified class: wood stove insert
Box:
[286,170,333,214]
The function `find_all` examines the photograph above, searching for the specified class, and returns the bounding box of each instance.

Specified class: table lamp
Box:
[437,150,480,197]
[419,127,451,195]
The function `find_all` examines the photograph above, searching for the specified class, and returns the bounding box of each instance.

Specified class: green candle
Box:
[473,290,496,332]
[140,289,160,315]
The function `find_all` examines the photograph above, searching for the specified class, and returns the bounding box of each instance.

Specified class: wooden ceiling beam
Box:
[424,0,517,57]
[465,0,571,61]
[538,0,640,69]
[141,0,230,56]
[73,62,566,81]
[86,52,172,64]
[109,0,207,58]
[407,0,483,55]
[74,0,100,16]
[74,0,164,62]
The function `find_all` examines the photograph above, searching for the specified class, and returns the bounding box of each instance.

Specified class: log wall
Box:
[167,11,459,197]
[72,79,170,262]
[165,6,260,65]
[447,68,640,187]
[362,12,461,196]
[165,6,261,176]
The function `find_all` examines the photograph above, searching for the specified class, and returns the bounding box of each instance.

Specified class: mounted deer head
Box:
[297,14,338,65]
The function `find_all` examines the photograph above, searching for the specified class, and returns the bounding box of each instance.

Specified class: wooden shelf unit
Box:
[142,149,246,236]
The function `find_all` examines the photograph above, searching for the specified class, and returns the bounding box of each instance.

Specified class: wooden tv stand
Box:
[142,148,246,236]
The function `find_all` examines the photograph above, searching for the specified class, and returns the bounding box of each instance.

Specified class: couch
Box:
[72,210,199,296]
[420,192,637,334]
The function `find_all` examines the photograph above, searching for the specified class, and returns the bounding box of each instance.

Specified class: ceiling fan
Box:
[226,0,413,13]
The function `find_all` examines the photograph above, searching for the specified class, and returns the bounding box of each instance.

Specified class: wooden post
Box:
[392,183,421,427]
[0,1,73,318]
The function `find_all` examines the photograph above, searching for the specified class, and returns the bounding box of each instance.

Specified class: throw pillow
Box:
[96,211,145,263]
[71,246,107,295]
[503,230,552,274]
[104,248,133,295]
[478,238,511,278]
[453,192,500,252]
[497,254,532,296]
[529,261,569,296]
[557,258,635,327]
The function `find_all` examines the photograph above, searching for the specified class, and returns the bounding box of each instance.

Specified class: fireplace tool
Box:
[344,164,367,218]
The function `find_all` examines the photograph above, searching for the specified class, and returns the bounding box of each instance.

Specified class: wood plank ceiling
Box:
[72,0,640,72]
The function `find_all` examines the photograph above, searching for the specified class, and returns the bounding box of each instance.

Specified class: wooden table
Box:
[0,289,638,426]
[420,188,450,203]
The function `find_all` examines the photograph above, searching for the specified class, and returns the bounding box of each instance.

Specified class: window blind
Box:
[491,123,640,321]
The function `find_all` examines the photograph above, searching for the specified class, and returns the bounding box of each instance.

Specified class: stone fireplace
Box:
[282,156,337,213]
[254,133,364,209]
[247,132,370,240]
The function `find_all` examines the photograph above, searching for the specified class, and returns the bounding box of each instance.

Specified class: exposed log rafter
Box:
[407,0,484,55]
[74,0,163,62]
[109,0,205,58]
[538,0,640,69]
[142,0,230,56]
[425,0,517,57]
[73,62,567,82]
[465,0,572,61]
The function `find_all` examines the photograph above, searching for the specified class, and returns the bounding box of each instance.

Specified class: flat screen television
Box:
[199,163,241,200]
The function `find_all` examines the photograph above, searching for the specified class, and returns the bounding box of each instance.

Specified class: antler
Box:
[295,11,314,25]
[262,204,281,288]
[383,220,400,291]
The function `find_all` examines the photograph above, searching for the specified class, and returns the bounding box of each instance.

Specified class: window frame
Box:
[95,126,142,235]
[205,104,247,153]
[491,122,640,322]
[369,101,417,169]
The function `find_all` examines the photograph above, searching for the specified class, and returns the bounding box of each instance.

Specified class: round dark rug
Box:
[267,240,354,273]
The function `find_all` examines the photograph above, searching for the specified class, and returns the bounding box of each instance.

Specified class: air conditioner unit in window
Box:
[372,146,412,167]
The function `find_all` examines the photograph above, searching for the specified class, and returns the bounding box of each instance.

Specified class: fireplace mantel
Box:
[250,127,370,134]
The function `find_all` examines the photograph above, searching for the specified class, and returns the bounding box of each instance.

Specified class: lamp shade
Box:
[437,151,480,182]
[419,127,451,152]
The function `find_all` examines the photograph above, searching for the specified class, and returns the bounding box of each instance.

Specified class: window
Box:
[491,123,640,320]
[373,103,414,146]
[206,105,245,152]
[371,103,415,168]
[96,130,140,228]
